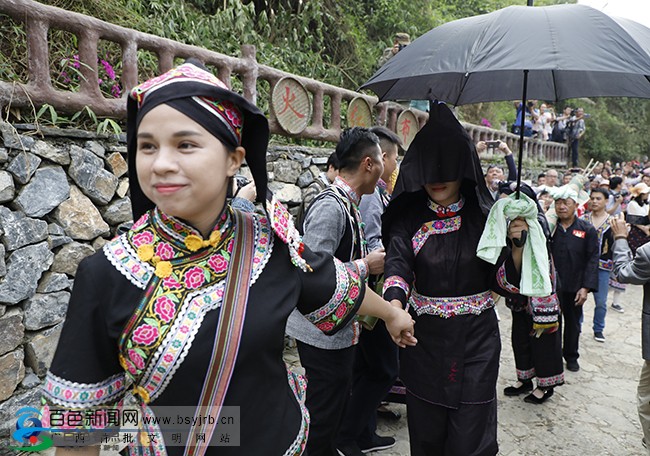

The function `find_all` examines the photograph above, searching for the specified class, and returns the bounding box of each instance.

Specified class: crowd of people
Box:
[39,59,650,456]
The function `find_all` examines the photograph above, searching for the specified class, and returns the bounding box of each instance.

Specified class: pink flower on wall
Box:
[184,266,206,289]
[207,254,228,274]
[133,324,159,346]
[128,349,145,370]
[154,296,176,323]
[155,242,175,260]
[132,231,154,247]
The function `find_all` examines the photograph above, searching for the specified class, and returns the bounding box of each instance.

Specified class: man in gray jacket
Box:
[611,215,650,454]
[286,127,385,456]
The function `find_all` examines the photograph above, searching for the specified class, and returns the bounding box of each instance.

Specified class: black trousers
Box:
[337,321,399,446]
[510,309,564,386]
[558,291,583,363]
[297,341,355,456]
[406,391,498,456]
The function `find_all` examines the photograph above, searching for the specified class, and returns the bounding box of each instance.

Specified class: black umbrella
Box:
[362,3,650,211]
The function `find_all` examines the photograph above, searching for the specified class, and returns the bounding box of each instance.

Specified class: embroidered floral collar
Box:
[428,195,465,218]
[333,176,361,206]
[377,178,388,192]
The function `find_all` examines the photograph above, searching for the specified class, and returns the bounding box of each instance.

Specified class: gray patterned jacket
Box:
[613,239,650,360]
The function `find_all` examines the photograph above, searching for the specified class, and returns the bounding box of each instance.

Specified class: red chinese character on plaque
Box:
[347,97,372,127]
[272,77,311,135]
[396,109,418,149]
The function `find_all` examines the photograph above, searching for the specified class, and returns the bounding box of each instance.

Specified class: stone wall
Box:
[0,121,335,438]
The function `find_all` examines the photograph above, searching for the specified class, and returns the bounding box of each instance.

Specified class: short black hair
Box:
[538,172,546,179]
[370,126,402,150]
[591,188,610,199]
[609,176,623,190]
[336,127,381,172]
[326,151,339,170]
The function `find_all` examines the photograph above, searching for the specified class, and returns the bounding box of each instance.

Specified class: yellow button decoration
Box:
[184,234,204,252]
[137,244,154,262]
[155,261,172,278]
[185,231,222,251]
[133,385,151,404]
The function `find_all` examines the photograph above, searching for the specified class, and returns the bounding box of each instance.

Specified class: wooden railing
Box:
[0,0,567,165]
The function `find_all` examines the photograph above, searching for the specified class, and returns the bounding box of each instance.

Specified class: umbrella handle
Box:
[512,230,528,248]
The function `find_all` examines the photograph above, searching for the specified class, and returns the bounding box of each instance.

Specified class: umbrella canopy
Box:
[361,4,650,105]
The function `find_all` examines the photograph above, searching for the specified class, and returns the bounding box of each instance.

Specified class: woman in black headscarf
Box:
[382,102,525,455]
[40,61,415,456]
[497,182,564,405]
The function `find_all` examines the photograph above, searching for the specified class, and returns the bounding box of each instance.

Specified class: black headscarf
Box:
[126,60,269,221]
[382,102,493,239]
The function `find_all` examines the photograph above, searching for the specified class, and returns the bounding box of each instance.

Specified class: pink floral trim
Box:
[42,372,126,409]
[283,368,309,456]
[305,258,362,334]
[537,372,565,388]
[383,275,410,297]
[121,211,273,403]
[412,216,461,256]
[516,367,536,380]
[497,263,520,294]
[408,289,494,318]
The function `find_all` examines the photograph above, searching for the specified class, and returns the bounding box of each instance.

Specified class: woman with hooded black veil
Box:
[381,102,526,455]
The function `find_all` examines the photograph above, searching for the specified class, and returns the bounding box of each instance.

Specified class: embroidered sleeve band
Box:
[497,263,520,294]
[383,275,410,297]
[42,372,127,409]
[304,258,363,334]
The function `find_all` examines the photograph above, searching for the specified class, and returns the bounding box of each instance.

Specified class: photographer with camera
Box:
[378,32,411,68]
[607,176,626,216]
[567,108,587,167]
[476,139,517,200]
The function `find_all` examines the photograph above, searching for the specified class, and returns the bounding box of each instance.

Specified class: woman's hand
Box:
[507,218,529,246]
[236,182,257,202]
[384,306,417,348]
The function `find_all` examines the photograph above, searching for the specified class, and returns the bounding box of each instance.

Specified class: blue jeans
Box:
[592,268,610,333]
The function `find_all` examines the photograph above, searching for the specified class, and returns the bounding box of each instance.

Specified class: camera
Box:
[486,140,500,148]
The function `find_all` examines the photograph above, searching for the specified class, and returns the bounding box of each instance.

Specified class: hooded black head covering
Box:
[382,102,493,239]
[126,59,269,221]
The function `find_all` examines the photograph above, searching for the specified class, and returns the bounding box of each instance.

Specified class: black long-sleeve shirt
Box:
[551,217,599,293]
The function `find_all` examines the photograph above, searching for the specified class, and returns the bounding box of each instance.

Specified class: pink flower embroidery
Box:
[316,321,336,332]
[335,303,348,319]
[349,285,360,300]
[155,242,174,260]
[154,296,176,323]
[128,349,145,370]
[259,236,268,245]
[227,239,235,253]
[162,275,182,289]
[180,325,190,334]
[133,324,159,346]
[163,353,174,363]
[207,254,228,274]
[131,264,140,274]
[184,266,206,289]
[132,231,154,247]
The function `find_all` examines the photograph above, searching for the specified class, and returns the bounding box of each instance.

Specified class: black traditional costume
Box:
[41,63,368,456]
[381,103,514,456]
[497,182,564,396]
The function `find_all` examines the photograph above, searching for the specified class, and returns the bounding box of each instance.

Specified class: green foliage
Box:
[3,0,649,162]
